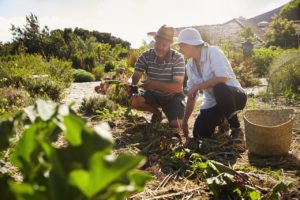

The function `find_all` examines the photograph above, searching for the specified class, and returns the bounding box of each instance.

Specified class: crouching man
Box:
[128,25,186,128]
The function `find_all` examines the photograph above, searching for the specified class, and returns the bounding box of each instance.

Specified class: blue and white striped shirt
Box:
[135,49,185,95]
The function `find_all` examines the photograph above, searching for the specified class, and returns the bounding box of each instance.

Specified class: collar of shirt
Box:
[153,49,172,64]
[200,42,210,63]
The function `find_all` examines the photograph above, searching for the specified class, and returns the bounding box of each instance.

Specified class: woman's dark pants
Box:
[193,83,247,138]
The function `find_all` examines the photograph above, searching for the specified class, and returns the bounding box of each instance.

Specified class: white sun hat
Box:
[176,28,204,45]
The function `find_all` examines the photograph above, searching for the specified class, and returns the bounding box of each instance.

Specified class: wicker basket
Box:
[243,109,295,156]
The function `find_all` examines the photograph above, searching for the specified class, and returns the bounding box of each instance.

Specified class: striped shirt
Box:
[135,49,185,95]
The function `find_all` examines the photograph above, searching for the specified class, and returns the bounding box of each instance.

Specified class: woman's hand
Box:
[182,120,189,137]
[187,86,198,99]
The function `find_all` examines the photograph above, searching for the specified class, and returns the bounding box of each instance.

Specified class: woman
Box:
[176,28,247,139]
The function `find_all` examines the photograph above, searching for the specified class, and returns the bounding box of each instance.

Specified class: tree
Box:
[264,16,298,48]
[239,27,256,56]
[44,29,68,59]
[0,42,15,56]
[280,0,300,20]
[239,27,255,43]
[10,13,49,57]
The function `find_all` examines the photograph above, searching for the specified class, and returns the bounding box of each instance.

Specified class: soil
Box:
[61,81,300,199]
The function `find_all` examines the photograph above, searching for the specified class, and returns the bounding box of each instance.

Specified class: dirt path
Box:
[60,81,101,110]
[244,78,268,96]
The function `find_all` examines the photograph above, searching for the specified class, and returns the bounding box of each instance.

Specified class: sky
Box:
[0,0,291,48]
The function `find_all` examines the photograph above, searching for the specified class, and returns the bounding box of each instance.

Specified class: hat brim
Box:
[148,33,177,45]
[175,39,204,46]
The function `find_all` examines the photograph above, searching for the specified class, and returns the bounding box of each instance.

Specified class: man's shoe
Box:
[151,112,163,123]
[230,127,243,139]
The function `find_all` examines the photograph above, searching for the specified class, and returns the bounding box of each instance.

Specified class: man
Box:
[128,25,186,128]
[176,28,247,138]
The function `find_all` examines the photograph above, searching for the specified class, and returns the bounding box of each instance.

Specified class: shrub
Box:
[252,47,283,77]
[268,49,300,99]
[104,61,117,72]
[127,50,140,68]
[92,65,105,81]
[0,55,72,100]
[79,96,117,116]
[126,45,149,68]
[73,69,95,82]
[0,87,32,116]
[83,53,96,70]
[48,57,73,88]
[226,51,259,87]
[26,78,65,101]
[108,84,131,107]
[232,58,260,87]
[71,53,83,68]
[71,53,97,72]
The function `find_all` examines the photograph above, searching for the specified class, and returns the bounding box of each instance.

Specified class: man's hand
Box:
[182,120,189,137]
[140,80,154,90]
[126,84,139,97]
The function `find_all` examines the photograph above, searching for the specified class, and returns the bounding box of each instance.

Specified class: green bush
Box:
[48,58,73,87]
[73,69,95,82]
[268,49,300,99]
[71,53,83,68]
[127,50,140,68]
[224,51,259,87]
[252,47,283,77]
[0,87,32,116]
[108,84,131,106]
[79,96,117,116]
[92,65,105,81]
[26,78,65,101]
[71,53,97,72]
[83,53,96,70]
[0,55,72,100]
[104,61,117,72]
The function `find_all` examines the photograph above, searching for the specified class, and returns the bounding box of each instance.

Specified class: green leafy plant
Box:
[252,47,283,77]
[163,150,293,200]
[104,61,117,72]
[73,69,95,82]
[0,99,151,199]
[79,96,117,116]
[226,51,259,87]
[92,65,105,81]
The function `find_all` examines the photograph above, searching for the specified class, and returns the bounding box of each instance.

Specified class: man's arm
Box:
[141,75,184,93]
[130,71,143,85]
